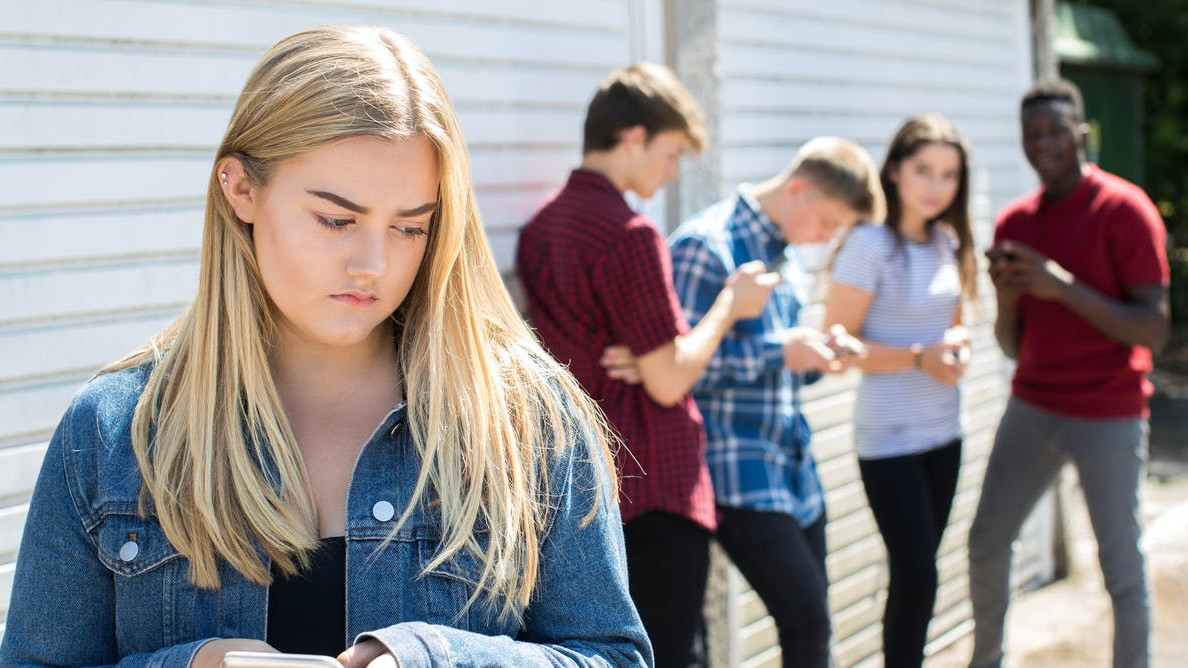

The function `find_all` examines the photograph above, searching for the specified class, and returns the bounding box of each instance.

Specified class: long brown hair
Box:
[881,113,978,300]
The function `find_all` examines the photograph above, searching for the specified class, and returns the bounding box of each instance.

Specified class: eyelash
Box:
[315,214,353,230]
[315,215,429,239]
[398,227,429,239]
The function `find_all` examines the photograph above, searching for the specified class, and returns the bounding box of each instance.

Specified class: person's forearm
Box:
[1056,280,1170,352]
[640,289,735,406]
[852,341,919,372]
[994,294,1021,359]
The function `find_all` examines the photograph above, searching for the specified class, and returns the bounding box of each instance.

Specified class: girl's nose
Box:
[347,231,387,277]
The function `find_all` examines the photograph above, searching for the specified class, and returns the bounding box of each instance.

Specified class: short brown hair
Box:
[787,136,885,222]
[582,63,707,154]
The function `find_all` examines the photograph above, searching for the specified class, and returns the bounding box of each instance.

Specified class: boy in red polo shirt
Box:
[969,78,1170,668]
[515,63,778,666]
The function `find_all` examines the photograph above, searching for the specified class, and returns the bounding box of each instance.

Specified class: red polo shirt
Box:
[515,169,716,530]
[995,164,1169,418]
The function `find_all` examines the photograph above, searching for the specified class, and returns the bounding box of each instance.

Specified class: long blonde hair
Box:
[105,25,615,621]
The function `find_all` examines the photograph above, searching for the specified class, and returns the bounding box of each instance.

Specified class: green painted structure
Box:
[1055,2,1158,185]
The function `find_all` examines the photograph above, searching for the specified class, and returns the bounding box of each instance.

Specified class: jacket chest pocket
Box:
[411,533,519,635]
[95,513,187,653]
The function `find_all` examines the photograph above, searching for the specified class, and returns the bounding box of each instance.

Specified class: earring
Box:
[220,171,228,184]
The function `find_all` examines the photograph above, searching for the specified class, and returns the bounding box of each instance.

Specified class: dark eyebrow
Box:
[398,201,437,217]
[308,190,368,214]
[307,190,436,218]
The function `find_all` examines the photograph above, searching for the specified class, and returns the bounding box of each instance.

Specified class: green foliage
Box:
[1078,0,1188,325]
[1171,248,1188,328]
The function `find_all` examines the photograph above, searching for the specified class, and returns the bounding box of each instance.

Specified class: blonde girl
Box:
[0,25,648,668]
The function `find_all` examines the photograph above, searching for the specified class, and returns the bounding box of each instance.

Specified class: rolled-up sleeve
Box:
[670,235,785,389]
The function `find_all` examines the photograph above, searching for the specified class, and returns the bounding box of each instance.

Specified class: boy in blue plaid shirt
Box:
[672,137,881,667]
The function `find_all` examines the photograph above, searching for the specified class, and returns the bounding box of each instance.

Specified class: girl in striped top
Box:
[823,114,978,668]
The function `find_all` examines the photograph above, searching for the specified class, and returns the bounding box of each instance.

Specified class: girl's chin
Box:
[286,323,392,349]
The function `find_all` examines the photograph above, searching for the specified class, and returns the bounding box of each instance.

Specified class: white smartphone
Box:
[221,651,344,668]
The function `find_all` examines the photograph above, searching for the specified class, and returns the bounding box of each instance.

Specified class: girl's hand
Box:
[921,328,971,387]
[339,640,398,667]
[943,324,970,348]
[823,324,867,367]
[943,325,972,370]
[193,638,276,668]
[920,344,960,386]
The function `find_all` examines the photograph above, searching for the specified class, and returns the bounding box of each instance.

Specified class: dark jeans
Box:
[716,506,831,668]
[623,512,711,668]
[858,439,962,668]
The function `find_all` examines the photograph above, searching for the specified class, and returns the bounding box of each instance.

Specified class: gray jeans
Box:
[968,396,1149,668]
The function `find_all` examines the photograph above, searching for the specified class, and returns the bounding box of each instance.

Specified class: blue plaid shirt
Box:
[669,187,824,527]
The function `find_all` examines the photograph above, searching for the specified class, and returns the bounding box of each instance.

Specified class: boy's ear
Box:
[784,174,811,201]
[619,124,648,152]
[217,156,259,225]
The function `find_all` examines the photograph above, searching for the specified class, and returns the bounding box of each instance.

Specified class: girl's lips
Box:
[332,292,378,306]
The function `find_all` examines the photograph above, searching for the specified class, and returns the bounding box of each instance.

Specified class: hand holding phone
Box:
[823,324,867,360]
[985,243,1024,297]
[942,325,972,367]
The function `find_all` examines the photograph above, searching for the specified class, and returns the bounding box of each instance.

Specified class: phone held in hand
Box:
[221,651,345,668]
[824,331,866,360]
[943,344,972,366]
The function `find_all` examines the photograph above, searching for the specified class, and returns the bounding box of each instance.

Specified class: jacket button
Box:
[119,541,139,562]
[372,500,395,522]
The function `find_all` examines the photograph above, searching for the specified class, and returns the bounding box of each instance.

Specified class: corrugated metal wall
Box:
[710,1,1040,666]
[0,0,660,639]
[0,2,1046,665]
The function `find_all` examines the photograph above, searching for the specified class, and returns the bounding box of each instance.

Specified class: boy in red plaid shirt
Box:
[516,63,778,667]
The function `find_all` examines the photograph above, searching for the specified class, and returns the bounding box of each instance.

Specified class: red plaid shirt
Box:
[515,169,716,530]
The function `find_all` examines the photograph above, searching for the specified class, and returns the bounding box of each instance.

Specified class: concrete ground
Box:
[927,475,1188,667]
[928,368,1188,668]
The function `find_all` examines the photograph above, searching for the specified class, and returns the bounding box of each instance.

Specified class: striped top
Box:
[831,223,962,460]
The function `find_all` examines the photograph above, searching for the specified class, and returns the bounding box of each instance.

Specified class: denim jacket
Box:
[0,363,651,667]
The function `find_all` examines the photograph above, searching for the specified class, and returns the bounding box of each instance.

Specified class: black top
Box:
[267,537,347,656]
